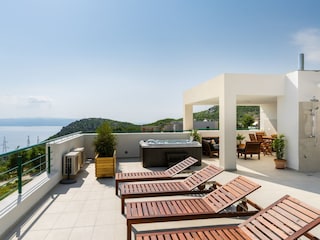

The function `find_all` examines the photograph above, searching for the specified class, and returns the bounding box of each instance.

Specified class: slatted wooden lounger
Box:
[115,156,198,195]
[120,164,223,214]
[126,175,262,240]
[136,194,320,240]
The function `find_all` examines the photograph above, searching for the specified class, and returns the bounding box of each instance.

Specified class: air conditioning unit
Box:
[63,151,80,176]
[73,147,85,168]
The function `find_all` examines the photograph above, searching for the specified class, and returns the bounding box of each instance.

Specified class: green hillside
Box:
[49,118,141,138]
[50,106,259,138]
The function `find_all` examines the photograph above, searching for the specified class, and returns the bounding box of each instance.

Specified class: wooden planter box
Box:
[95,150,116,178]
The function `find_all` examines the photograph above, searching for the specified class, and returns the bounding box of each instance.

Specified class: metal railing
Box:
[0,132,81,201]
[0,144,48,200]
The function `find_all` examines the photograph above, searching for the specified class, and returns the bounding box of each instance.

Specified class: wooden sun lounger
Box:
[120,164,223,214]
[126,176,262,240]
[115,156,198,195]
[136,194,320,240]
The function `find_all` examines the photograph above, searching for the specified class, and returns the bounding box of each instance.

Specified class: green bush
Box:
[94,122,116,157]
[272,134,286,159]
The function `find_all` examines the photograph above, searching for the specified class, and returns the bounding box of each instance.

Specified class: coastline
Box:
[0,126,63,153]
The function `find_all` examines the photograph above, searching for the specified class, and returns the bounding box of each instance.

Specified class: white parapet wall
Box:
[0,133,85,239]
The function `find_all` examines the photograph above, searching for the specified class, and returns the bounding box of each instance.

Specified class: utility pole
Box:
[2,136,8,153]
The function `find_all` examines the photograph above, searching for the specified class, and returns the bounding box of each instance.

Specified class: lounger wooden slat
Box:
[240,195,320,240]
[277,203,312,225]
[115,157,198,195]
[262,212,294,237]
[136,195,320,240]
[203,176,257,212]
[127,176,262,240]
[120,165,223,214]
[182,165,219,189]
[136,226,249,240]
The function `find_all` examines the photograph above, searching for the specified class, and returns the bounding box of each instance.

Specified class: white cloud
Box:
[27,96,53,105]
[293,28,320,64]
[0,95,52,106]
[0,95,19,105]
[0,95,53,117]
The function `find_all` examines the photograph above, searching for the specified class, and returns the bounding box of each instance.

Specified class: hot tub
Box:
[140,139,202,167]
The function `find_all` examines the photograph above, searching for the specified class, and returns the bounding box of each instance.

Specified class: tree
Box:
[94,122,116,157]
[240,114,255,129]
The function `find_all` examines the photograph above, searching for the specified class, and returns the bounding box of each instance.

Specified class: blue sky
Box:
[0,0,320,124]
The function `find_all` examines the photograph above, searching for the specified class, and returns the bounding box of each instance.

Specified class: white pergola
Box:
[183,71,320,171]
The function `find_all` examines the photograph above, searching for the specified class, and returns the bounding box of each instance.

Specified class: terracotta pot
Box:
[274,159,286,169]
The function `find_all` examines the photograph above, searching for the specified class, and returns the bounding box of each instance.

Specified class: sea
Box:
[0,126,63,153]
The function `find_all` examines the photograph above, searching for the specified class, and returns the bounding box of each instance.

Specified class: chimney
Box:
[299,53,304,71]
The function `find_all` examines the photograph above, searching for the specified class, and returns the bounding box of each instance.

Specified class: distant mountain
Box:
[49,111,216,139]
[49,118,142,138]
[0,118,76,126]
[2,106,258,139]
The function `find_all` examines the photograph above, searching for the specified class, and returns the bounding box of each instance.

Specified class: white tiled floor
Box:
[5,155,320,239]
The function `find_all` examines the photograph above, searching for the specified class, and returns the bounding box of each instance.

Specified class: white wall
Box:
[260,103,277,135]
[183,104,193,130]
[198,130,220,138]
[183,74,224,130]
[49,133,85,174]
[220,77,237,170]
[183,74,224,105]
[0,172,62,239]
[227,73,285,96]
[0,134,85,239]
[277,72,299,169]
[297,71,320,102]
[83,132,192,159]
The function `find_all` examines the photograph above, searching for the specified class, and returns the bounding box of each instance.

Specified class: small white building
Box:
[183,63,320,172]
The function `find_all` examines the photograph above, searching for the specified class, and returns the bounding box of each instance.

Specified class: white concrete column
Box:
[183,104,193,130]
[219,92,237,170]
[260,103,277,135]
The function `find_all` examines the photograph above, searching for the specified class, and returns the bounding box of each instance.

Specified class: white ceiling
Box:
[193,95,278,106]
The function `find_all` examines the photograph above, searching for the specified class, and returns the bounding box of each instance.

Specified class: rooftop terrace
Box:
[4,154,320,240]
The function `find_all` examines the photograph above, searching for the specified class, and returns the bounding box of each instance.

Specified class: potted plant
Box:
[190,129,201,142]
[94,122,117,177]
[272,134,286,169]
[236,133,245,146]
